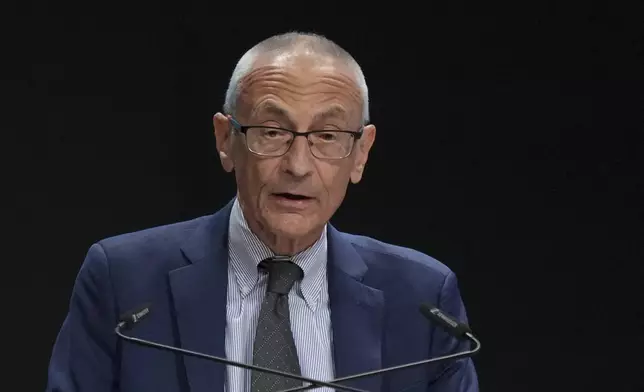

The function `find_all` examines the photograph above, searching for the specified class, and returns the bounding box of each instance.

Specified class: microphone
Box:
[278,303,481,392]
[418,303,472,339]
[115,305,368,392]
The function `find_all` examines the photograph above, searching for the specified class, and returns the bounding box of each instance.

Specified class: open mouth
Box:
[273,193,312,201]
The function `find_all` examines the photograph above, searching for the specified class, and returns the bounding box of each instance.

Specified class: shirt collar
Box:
[228,198,327,310]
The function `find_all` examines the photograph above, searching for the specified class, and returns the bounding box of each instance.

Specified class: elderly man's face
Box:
[214,53,375,251]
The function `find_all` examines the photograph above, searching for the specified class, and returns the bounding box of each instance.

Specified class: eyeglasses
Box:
[229,117,363,160]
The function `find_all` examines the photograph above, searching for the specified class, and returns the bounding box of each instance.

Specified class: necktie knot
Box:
[259,256,303,295]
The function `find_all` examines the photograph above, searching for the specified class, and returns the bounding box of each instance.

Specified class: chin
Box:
[265,211,320,239]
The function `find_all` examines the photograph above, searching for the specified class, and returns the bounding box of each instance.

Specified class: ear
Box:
[213,112,235,172]
[350,124,376,184]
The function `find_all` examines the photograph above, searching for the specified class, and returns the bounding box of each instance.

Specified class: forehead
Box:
[237,54,363,123]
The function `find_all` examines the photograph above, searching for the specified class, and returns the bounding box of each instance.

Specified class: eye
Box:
[314,132,339,142]
[259,128,288,139]
[264,130,280,138]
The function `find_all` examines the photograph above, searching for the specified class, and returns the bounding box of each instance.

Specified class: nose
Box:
[281,134,314,177]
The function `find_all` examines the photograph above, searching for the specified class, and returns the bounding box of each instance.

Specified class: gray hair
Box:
[223,31,370,124]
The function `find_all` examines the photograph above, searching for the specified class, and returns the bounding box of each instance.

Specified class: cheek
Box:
[318,162,352,203]
[256,159,281,186]
[239,158,280,196]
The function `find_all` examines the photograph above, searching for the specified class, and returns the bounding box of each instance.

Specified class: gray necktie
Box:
[251,256,304,392]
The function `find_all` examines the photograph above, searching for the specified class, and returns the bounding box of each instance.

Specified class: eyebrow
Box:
[253,103,291,122]
[312,105,349,123]
[252,102,350,126]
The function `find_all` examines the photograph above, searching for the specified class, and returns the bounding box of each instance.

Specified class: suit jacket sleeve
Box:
[46,243,119,392]
[427,271,479,392]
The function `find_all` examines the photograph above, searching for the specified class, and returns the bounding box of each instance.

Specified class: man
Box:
[46,32,478,392]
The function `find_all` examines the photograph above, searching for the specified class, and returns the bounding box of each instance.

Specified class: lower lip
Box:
[270,194,315,209]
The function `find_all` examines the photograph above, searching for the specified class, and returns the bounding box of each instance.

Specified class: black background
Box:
[14,4,644,391]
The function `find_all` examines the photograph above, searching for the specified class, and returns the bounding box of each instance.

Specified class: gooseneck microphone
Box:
[278,303,481,392]
[115,305,368,392]
[116,302,480,392]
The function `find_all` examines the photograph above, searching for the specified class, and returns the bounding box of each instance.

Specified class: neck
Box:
[251,218,322,256]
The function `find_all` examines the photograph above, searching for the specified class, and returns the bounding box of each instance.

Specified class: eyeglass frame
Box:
[228,116,364,160]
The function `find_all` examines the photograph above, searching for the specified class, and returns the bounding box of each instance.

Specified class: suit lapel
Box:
[328,226,386,392]
[169,201,233,392]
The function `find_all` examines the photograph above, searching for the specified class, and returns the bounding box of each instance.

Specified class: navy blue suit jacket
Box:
[47,200,478,392]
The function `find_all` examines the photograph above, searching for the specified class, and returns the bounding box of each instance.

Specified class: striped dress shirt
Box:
[224,198,335,392]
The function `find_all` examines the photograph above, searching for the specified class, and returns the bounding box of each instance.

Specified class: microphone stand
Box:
[115,323,368,392]
[277,333,481,392]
